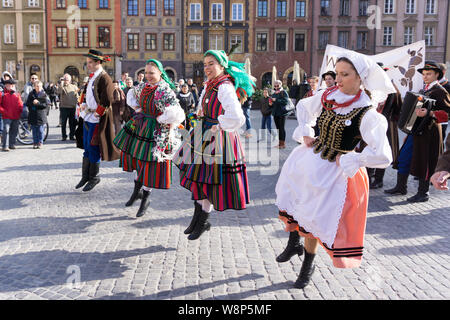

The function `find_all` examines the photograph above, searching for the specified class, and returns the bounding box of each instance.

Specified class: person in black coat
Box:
[177,84,195,130]
[26,81,50,149]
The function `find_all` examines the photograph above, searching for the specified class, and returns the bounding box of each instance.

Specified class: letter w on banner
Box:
[319,40,426,99]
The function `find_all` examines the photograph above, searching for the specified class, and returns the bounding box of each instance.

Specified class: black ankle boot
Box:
[294,250,316,289]
[384,173,408,195]
[82,162,101,192]
[136,190,151,217]
[407,178,430,203]
[188,209,211,240]
[184,201,202,234]
[125,180,143,207]
[75,157,90,189]
[276,231,304,263]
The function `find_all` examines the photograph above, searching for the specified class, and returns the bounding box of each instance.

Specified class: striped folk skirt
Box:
[114,114,172,189]
[173,122,250,211]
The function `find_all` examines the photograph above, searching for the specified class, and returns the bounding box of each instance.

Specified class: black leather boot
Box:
[75,157,90,189]
[188,209,211,240]
[125,180,143,207]
[294,250,316,289]
[407,178,430,203]
[370,169,385,189]
[384,173,408,195]
[184,201,202,234]
[136,190,151,217]
[82,162,101,192]
[276,231,304,263]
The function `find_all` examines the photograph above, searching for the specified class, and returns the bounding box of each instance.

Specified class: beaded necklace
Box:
[321,85,362,111]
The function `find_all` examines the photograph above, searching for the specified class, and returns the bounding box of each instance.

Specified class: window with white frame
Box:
[56,0,66,8]
[404,26,414,45]
[231,3,243,21]
[2,0,13,7]
[275,33,287,51]
[28,0,39,7]
[296,1,306,17]
[340,0,350,16]
[230,34,243,53]
[4,24,14,44]
[277,0,287,17]
[424,26,435,46]
[425,0,436,14]
[359,0,369,16]
[405,0,415,14]
[256,32,267,51]
[383,26,393,46]
[338,31,349,48]
[210,34,223,50]
[5,61,15,76]
[257,0,268,17]
[294,33,305,51]
[190,3,201,21]
[384,0,394,14]
[318,31,330,49]
[189,34,202,53]
[29,24,40,44]
[357,31,368,49]
[211,3,223,21]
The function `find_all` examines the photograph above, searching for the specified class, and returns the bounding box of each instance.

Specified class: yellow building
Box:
[46,0,122,85]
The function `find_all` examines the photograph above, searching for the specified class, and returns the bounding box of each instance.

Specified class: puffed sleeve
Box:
[217,83,245,132]
[339,108,393,178]
[292,93,323,143]
[126,88,141,112]
[156,89,185,126]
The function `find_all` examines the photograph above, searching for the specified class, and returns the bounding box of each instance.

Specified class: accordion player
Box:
[398,91,436,135]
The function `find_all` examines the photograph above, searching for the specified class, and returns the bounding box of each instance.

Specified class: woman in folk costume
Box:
[113,59,185,217]
[275,51,395,289]
[173,50,255,241]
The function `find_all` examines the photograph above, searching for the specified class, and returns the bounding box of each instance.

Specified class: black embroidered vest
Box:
[312,105,371,162]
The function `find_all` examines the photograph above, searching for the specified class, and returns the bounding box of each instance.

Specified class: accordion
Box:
[398,91,436,135]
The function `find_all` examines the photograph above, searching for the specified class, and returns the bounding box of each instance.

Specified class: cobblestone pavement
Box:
[0,110,449,300]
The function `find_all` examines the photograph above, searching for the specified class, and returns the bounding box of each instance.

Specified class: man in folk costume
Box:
[113,59,185,217]
[173,50,254,241]
[275,51,394,289]
[369,62,402,189]
[406,61,450,202]
[75,49,120,192]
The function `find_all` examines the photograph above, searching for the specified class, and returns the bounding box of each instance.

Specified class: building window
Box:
[77,26,89,48]
[294,33,305,51]
[230,34,243,53]
[210,34,223,50]
[256,33,267,51]
[145,33,157,50]
[189,34,202,53]
[145,0,156,15]
[98,0,108,9]
[383,26,393,46]
[403,26,414,45]
[163,33,174,50]
[320,0,331,16]
[78,0,87,8]
[232,3,243,21]
[127,0,138,15]
[163,0,174,16]
[318,31,330,49]
[98,26,110,48]
[5,61,15,77]
[29,24,40,44]
[56,0,66,8]
[357,31,368,49]
[211,3,223,21]
[424,26,434,46]
[359,0,369,16]
[405,0,415,14]
[384,0,394,14]
[425,0,436,14]
[296,1,306,17]
[276,33,287,51]
[257,0,268,17]
[28,0,39,7]
[4,25,14,44]
[127,33,139,50]
[340,0,350,16]
[190,3,201,21]
[277,0,287,17]
[56,26,68,47]
[338,31,349,48]
[2,0,13,7]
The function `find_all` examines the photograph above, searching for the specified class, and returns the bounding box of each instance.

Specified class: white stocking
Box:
[202,199,213,213]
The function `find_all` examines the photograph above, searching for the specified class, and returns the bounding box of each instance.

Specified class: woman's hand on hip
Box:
[303,136,315,148]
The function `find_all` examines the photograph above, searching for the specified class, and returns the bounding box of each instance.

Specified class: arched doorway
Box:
[64,66,80,85]
[261,72,272,88]
[164,67,176,82]
[29,64,42,81]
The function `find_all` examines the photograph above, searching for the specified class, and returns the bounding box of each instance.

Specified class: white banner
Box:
[319,41,426,98]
